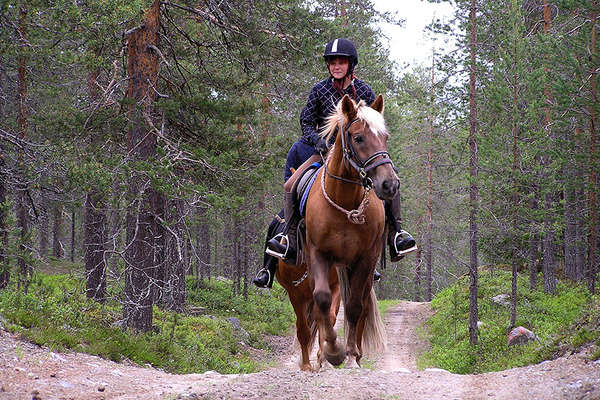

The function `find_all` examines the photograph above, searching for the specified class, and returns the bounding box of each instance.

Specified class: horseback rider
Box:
[253,38,416,288]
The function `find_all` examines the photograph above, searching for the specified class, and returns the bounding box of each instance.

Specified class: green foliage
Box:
[186,277,295,339]
[419,268,593,374]
[377,299,401,318]
[0,272,295,374]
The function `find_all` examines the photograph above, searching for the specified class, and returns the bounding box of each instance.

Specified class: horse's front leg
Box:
[311,250,345,366]
[344,262,373,368]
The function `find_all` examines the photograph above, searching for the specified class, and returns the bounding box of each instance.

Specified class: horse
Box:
[303,94,394,368]
[275,243,341,371]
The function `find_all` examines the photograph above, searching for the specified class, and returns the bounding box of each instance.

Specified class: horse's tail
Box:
[338,268,387,357]
[306,300,319,354]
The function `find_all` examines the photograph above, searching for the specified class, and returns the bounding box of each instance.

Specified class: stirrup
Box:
[265,232,291,259]
[393,230,418,255]
[253,268,272,289]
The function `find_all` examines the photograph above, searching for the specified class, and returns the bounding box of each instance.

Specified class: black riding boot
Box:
[385,194,417,262]
[253,255,278,288]
[266,191,298,262]
[374,269,382,282]
[254,211,284,288]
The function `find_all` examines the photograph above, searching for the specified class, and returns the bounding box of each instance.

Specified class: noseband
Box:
[326,117,396,188]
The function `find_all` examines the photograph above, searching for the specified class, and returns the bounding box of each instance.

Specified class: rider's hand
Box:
[315,138,329,154]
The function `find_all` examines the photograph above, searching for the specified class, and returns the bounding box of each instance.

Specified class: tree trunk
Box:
[232,216,241,296]
[242,221,251,301]
[564,144,578,281]
[84,67,107,303]
[542,203,557,294]
[510,6,519,327]
[16,4,31,292]
[153,195,166,305]
[124,0,161,332]
[468,0,479,346]
[70,209,75,262]
[0,147,8,289]
[39,189,49,261]
[541,0,556,295]
[197,206,211,284]
[588,11,598,295]
[53,203,64,258]
[529,186,540,289]
[426,49,434,303]
[414,247,422,302]
[576,185,587,281]
[108,177,122,276]
[164,199,186,312]
[84,191,107,303]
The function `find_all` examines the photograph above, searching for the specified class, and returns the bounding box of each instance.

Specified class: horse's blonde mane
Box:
[320,98,388,143]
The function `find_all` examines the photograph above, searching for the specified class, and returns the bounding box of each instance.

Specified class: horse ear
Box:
[371,94,384,114]
[341,94,357,121]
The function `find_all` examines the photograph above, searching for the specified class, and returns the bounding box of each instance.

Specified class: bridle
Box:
[320,116,397,224]
[324,117,396,189]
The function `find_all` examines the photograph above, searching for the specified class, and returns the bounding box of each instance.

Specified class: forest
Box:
[0,0,598,338]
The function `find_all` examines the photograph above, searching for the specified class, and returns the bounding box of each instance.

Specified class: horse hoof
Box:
[325,344,346,366]
[300,363,313,372]
[345,357,360,369]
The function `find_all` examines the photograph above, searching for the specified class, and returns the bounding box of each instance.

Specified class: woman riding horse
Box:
[255,38,416,289]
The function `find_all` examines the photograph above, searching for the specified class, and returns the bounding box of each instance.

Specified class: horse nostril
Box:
[382,179,398,196]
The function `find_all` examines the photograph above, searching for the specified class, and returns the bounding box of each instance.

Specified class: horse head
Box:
[330,94,400,201]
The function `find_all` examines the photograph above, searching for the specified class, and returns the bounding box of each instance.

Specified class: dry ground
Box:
[1,301,599,400]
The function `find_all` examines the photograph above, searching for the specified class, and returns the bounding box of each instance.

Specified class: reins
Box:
[320,116,395,225]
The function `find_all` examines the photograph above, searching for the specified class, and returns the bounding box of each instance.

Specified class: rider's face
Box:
[328,57,350,79]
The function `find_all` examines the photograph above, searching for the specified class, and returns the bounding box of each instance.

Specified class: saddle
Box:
[294,162,322,217]
[275,162,321,266]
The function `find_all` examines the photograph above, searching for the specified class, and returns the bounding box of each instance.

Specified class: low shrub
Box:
[419,269,595,374]
[0,271,296,374]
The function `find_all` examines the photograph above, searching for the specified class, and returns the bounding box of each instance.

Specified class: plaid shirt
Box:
[299,77,375,147]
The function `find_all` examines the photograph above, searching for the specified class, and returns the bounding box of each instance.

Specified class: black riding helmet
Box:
[323,38,358,75]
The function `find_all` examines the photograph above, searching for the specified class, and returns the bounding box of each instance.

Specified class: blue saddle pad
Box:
[298,163,322,217]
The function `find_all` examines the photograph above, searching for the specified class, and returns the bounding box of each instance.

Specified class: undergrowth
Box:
[418,268,599,374]
[0,270,295,374]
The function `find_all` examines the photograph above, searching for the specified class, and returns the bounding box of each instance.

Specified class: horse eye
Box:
[354,135,364,144]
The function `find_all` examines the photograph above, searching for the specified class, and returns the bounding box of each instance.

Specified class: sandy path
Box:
[375,301,432,372]
[1,301,599,400]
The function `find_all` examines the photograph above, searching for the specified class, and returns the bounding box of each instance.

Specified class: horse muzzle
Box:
[372,172,399,201]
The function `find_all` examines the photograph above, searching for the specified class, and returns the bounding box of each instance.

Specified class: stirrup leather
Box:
[392,230,418,255]
[265,232,291,259]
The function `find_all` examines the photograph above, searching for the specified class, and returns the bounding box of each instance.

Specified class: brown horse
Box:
[275,257,341,371]
[304,94,393,368]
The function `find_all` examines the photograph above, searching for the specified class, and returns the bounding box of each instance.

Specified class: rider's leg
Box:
[267,154,321,261]
[283,154,321,193]
[254,211,283,288]
[386,193,417,262]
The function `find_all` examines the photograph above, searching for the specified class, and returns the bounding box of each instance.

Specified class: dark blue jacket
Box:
[299,77,376,147]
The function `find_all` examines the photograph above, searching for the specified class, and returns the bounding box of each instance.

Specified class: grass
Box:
[378,299,401,318]
[0,269,296,374]
[418,267,600,374]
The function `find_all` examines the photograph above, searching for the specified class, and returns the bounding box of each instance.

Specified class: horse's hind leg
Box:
[293,300,314,371]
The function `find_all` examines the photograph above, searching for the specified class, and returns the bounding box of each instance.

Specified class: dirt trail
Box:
[1,301,599,400]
